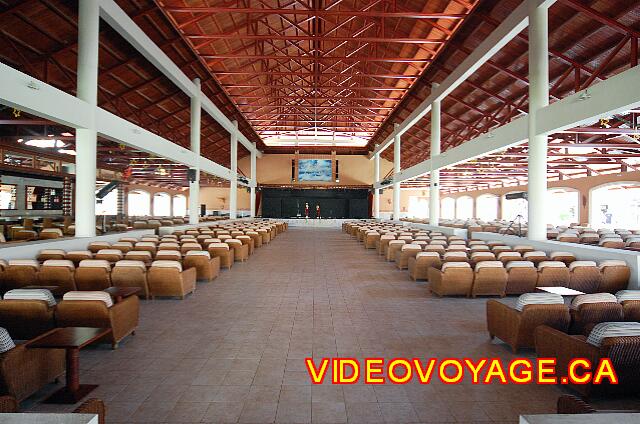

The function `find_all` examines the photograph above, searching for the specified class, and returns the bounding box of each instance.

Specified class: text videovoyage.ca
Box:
[305,357,619,385]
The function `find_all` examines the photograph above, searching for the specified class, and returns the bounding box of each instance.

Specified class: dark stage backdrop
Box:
[261,188,371,219]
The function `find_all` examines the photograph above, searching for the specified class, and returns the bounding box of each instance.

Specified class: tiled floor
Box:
[24,227,636,422]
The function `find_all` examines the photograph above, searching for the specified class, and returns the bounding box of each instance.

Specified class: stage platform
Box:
[281,218,351,228]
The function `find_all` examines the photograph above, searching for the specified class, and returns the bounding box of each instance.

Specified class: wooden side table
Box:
[26,327,111,404]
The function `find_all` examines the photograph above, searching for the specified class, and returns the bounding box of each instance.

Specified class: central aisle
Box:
[41,227,562,423]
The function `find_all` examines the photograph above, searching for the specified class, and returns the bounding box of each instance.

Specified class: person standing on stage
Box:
[316,204,321,219]
[305,202,309,219]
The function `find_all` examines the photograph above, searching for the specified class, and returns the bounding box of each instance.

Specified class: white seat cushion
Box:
[515,293,564,311]
[79,259,111,270]
[444,252,467,258]
[39,249,66,256]
[615,290,640,303]
[599,260,628,270]
[571,293,617,310]
[63,291,113,308]
[42,259,75,269]
[569,261,597,271]
[537,261,567,269]
[114,260,147,270]
[209,243,229,250]
[4,289,56,307]
[416,252,440,259]
[151,260,183,272]
[186,250,211,258]
[126,251,152,258]
[506,261,535,270]
[8,259,39,269]
[441,262,471,271]
[587,322,640,346]
[96,249,123,257]
[475,261,504,271]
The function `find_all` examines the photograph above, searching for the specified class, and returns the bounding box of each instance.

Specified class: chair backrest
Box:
[42,259,75,270]
[78,259,111,271]
[151,260,182,272]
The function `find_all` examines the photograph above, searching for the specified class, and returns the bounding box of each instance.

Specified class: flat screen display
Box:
[298,159,332,181]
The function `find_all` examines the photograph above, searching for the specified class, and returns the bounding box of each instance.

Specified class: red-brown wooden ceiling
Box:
[0,0,639,189]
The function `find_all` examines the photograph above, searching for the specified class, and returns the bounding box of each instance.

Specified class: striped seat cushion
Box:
[4,289,56,306]
[63,291,113,308]
[0,328,15,353]
[599,260,627,270]
[475,261,504,271]
[615,290,640,303]
[515,293,564,311]
[571,293,617,310]
[569,261,597,270]
[587,322,640,346]
[505,261,535,270]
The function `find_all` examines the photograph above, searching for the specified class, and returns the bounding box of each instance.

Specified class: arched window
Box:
[547,188,579,226]
[173,195,187,217]
[153,192,171,216]
[590,182,640,229]
[96,187,118,216]
[128,190,150,216]
[476,194,499,221]
[441,197,455,219]
[455,196,474,219]
[408,196,429,219]
[502,193,528,222]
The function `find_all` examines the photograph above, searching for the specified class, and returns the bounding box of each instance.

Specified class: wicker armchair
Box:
[568,261,602,294]
[599,260,630,293]
[408,252,441,281]
[569,299,624,335]
[183,251,220,282]
[505,261,538,295]
[147,261,197,299]
[395,244,422,270]
[472,261,507,298]
[0,298,56,340]
[111,260,150,299]
[535,325,640,397]
[0,337,65,402]
[56,294,139,349]
[487,300,570,353]
[428,262,474,297]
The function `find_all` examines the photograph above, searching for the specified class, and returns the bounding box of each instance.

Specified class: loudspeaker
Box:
[188,168,197,183]
[291,159,296,181]
[96,181,119,199]
[200,204,206,216]
[505,192,527,200]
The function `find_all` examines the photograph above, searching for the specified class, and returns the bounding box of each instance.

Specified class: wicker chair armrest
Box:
[486,299,520,339]
[182,267,197,285]
[109,295,140,341]
[535,325,599,373]
[74,398,105,424]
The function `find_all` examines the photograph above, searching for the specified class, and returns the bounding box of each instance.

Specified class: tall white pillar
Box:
[429,83,441,226]
[527,0,550,241]
[189,78,201,225]
[229,120,238,219]
[250,142,257,218]
[392,123,401,221]
[75,0,99,237]
[373,152,380,219]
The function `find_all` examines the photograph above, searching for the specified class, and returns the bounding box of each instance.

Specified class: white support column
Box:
[229,120,238,219]
[527,0,550,241]
[189,78,201,225]
[430,83,441,226]
[75,0,99,238]
[392,123,401,221]
[250,142,257,218]
[373,151,380,219]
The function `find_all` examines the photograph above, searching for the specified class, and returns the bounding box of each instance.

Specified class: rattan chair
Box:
[487,298,570,352]
[599,260,630,293]
[428,262,474,297]
[472,261,507,298]
[408,252,441,281]
[568,261,602,294]
[505,261,538,295]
